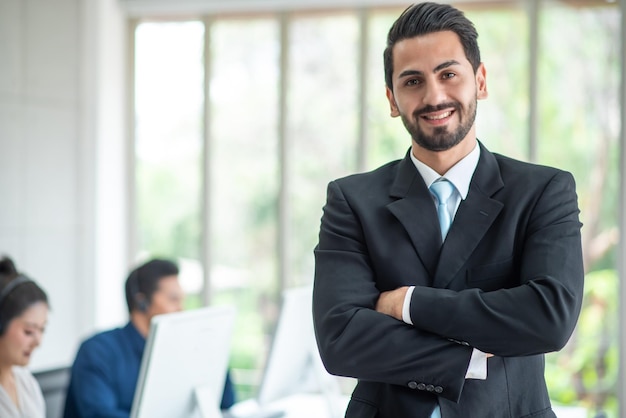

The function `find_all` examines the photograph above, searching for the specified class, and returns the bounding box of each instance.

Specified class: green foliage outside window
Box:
[547,269,619,417]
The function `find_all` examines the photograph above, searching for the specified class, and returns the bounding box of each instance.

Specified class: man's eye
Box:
[406,79,420,86]
[442,72,456,79]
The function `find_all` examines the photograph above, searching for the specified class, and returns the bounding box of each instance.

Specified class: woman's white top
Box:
[0,366,45,418]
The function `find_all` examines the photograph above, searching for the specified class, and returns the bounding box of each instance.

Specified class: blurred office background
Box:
[0,0,624,416]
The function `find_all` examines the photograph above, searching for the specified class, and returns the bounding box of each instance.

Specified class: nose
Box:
[422,81,447,106]
[32,331,43,348]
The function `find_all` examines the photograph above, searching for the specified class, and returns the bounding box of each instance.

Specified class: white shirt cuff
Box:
[401,286,486,380]
[402,286,415,325]
[465,348,487,379]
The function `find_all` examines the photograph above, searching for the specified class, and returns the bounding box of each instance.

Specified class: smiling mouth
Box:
[423,110,454,121]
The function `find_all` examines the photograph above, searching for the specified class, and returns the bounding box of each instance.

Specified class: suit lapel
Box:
[433,144,504,289]
[387,151,442,279]
[385,145,505,288]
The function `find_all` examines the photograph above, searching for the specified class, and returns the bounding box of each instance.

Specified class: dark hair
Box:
[383,2,481,91]
[0,256,49,336]
[124,258,179,312]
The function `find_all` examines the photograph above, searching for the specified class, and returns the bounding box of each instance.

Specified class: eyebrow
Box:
[398,60,462,79]
[22,321,46,329]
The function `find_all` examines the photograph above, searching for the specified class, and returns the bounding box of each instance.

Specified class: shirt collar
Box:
[410,142,480,200]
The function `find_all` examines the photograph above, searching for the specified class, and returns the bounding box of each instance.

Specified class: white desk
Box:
[226,393,349,418]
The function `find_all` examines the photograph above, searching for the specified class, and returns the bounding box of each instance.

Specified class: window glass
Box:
[134,21,205,300]
[538,4,620,416]
[288,14,360,286]
[210,18,280,400]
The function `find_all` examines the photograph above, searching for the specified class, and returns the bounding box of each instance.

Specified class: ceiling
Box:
[120,0,619,18]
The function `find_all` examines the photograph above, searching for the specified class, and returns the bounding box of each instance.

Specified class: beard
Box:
[400,99,477,152]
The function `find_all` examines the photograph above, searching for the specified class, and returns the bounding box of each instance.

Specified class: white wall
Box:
[0,0,128,370]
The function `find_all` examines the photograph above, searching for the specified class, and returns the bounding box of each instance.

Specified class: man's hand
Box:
[375,286,409,321]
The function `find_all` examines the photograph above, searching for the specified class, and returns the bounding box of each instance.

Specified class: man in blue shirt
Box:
[63,259,235,418]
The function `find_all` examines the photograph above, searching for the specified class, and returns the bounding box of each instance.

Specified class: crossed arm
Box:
[313,171,584,400]
[375,286,408,320]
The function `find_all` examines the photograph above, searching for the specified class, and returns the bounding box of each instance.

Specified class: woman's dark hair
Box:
[383,2,481,91]
[0,256,49,336]
[124,258,180,313]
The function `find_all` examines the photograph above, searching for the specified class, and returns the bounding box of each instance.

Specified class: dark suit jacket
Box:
[313,143,584,418]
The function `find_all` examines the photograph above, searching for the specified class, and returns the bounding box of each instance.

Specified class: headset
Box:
[0,274,33,335]
[128,271,149,313]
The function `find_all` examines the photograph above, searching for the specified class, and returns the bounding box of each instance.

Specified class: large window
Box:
[134,21,205,297]
[538,4,621,416]
[287,13,360,287]
[132,2,622,414]
[209,18,280,397]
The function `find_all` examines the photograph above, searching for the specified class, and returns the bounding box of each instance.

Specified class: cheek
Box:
[4,332,26,351]
[12,331,29,346]
[5,324,21,340]
[168,301,183,313]
[150,300,177,315]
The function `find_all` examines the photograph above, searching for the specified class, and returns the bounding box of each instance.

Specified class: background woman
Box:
[0,256,49,418]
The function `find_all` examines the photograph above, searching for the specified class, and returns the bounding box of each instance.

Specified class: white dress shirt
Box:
[0,366,46,418]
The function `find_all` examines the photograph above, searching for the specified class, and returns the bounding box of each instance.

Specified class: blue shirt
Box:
[63,322,235,418]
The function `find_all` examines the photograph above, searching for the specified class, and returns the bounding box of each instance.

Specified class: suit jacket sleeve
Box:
[409,170,584,357]
[313,179,473,403]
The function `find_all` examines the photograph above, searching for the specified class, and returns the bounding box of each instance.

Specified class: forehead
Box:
[12,301,48,326]
[155,275,181,293]
[392,30,469,72]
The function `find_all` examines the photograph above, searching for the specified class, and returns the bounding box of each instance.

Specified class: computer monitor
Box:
[257,286,342,411]
[130,305,236,418]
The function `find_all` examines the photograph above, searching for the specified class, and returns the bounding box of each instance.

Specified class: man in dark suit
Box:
[312,3,584,418]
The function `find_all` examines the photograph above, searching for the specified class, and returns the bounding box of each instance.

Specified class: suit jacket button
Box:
[408,381,418,389]
[426,384,435,392]
[435,386,443,393]
[417,383,426,390]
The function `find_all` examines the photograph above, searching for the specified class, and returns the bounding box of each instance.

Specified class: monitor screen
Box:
[130,305,236,418]
[257,286,339,406]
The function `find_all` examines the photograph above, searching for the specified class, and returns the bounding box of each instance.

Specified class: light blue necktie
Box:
[428,179,454,418]
[430,179,455,241]
[430,405,442,418]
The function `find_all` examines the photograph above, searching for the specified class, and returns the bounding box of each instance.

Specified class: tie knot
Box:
[430,179,455,204]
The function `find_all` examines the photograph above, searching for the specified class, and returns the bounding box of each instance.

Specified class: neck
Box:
[0,364,14,387]
[130,313,150,338]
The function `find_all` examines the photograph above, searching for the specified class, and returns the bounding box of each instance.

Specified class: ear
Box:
[476,62,488,100]
[135,293,149,313]
[385,87,400,117]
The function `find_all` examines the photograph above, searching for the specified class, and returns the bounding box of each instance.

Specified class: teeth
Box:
[425,111,451,120]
